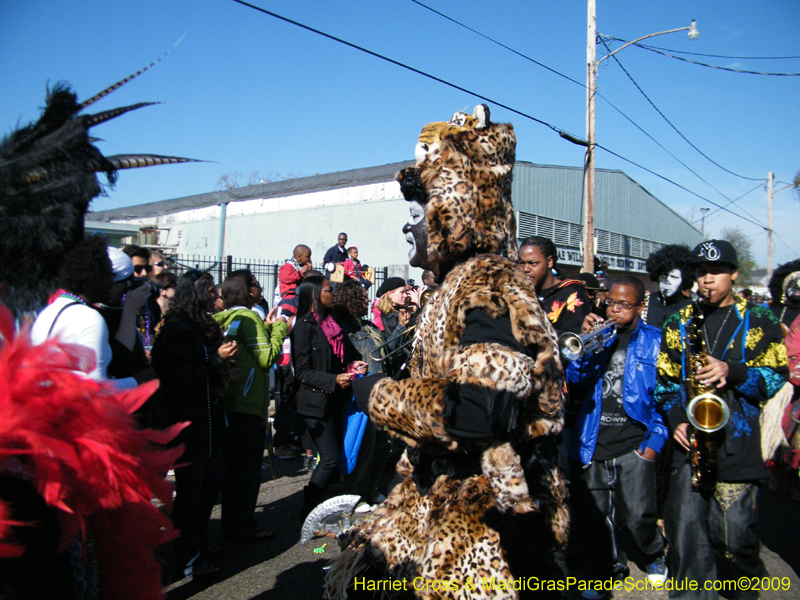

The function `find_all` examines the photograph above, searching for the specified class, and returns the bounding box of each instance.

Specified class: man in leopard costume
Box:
[325,105,568,599]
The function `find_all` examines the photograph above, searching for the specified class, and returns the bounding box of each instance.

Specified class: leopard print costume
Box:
[325,106,567,600]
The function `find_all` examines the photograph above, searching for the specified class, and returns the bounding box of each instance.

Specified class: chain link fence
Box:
[166,254,389,302]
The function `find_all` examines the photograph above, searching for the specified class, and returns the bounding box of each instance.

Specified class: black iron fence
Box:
[166,254,390,302]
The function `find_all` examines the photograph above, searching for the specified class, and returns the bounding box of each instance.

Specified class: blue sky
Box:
[2,0,798,268]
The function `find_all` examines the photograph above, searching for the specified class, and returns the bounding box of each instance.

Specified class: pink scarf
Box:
[318,314,345,362]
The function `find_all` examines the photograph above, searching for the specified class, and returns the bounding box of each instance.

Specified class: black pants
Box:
[570,449,666,580]
[222,412,266,539]
[172,445,224,571]
[341,421,391,502]
[664,463,765,599]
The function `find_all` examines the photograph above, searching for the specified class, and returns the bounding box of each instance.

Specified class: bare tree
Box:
[214,170,303,191]
[719,226,757,286]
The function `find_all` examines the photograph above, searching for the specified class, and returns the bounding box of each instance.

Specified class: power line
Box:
[691,183,763,223]
[596,142,769,230]
[229,0,578,139]
[635,43,800,61]
[601,39,764,183]
[413,0,763,183]
[230,0,776,235]
[410,0,587,90]
[774,230,800,259]
[605,37,800,76]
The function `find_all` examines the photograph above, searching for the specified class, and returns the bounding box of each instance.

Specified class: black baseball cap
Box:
[689,239,738,268]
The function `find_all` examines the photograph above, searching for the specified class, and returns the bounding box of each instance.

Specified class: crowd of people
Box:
[7,223,800,597]
[1,78,796,599]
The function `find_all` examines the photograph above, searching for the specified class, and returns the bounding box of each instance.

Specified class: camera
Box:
[131,276,160,300]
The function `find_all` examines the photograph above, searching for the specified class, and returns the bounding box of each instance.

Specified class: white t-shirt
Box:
[31,296,137,390]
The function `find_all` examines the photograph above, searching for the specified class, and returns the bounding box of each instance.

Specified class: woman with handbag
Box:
[291,275,366,518]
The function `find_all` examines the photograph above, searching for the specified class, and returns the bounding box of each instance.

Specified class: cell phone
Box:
[224,320,241,340]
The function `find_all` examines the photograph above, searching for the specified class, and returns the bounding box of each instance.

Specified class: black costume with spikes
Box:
[0,62,199,318]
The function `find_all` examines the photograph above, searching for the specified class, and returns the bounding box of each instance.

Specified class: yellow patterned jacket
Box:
[655,293,788,481]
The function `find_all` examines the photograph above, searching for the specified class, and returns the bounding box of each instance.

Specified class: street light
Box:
[582,0,699,274]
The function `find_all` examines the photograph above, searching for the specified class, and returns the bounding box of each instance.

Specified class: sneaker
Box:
[303,455,317,472]
[370,493,386,504]
[274,445,297,460]
[580,590,607,600]
[646,556,668,585]
[354,501,376,513]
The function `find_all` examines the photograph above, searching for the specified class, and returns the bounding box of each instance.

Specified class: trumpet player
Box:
[655,239,788,600]
[566,277,670,594]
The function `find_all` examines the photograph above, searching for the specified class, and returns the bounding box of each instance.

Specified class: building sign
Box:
[556,247,648,273]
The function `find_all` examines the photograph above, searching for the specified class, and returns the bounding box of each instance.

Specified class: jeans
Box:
[222,412,267,539]
[303,414,342,491]
[664,463,765,599]
[570,449,666,580]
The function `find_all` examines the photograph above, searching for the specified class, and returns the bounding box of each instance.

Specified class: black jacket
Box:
[151,318,225,462]
[291,313,359,420]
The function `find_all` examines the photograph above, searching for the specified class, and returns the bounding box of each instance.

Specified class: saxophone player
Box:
[655,240,788,599]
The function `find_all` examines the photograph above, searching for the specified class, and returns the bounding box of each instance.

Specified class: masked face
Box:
[402,200,431,269]
[659,269,683,298]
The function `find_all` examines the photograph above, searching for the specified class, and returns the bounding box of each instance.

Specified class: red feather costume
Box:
[0,303,186,598]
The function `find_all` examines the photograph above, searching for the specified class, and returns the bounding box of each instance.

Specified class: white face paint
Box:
[403,200,428,267]
[659,269,683,298]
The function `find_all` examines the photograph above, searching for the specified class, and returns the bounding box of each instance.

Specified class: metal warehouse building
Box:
[88,160,703,282]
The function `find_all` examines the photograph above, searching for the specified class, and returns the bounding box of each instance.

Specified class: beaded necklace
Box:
[60,292,87,305]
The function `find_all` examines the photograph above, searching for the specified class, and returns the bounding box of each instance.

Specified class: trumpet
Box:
[558,320,617,361]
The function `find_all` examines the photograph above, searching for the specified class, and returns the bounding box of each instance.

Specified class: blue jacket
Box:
[566,320,668,464]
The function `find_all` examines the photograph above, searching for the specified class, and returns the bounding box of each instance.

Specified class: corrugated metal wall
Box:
[512,162,702,247]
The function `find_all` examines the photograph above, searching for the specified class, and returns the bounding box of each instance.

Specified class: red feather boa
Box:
[0,304,187,599]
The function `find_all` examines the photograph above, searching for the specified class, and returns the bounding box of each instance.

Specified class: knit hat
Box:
[377,277,406,298]
[107,247,134,282]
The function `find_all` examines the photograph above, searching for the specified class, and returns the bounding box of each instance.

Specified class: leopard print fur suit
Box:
[325,108,568,600]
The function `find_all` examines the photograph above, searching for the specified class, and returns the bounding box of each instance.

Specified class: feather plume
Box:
[0,59,199,317]
[0,308,185,597]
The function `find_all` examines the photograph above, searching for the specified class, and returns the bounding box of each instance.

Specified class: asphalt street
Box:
[163,452,800,600]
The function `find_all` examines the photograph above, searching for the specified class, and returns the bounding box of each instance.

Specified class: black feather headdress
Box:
[0,59,199,317]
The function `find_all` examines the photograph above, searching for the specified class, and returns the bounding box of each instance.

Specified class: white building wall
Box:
[114,181,422,280]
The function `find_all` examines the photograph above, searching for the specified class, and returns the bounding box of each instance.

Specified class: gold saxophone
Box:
[684,289,731,492]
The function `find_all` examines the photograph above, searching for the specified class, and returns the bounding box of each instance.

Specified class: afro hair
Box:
[768,258,800,306]
[645,244,694,291]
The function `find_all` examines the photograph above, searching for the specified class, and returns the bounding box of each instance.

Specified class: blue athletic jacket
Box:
[566,320,668,464]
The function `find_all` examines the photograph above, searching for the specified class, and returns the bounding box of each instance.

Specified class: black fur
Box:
[768,258,800,305]
[0,84,116,316]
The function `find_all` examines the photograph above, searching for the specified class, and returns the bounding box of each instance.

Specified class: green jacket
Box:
[213,307,288,418]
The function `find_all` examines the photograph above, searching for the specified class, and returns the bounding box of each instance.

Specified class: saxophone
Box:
[684,289,731,492]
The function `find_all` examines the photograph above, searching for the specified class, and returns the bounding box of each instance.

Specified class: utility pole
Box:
[767,171,773,284]
[583,0,597,274]
[700,207,710,236]
[581,3,697,274]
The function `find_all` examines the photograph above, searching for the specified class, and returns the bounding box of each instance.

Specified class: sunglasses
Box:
[134,264,152,274]
[153,261,166,268]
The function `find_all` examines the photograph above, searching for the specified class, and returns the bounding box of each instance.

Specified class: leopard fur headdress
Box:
[399,104,517,268]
